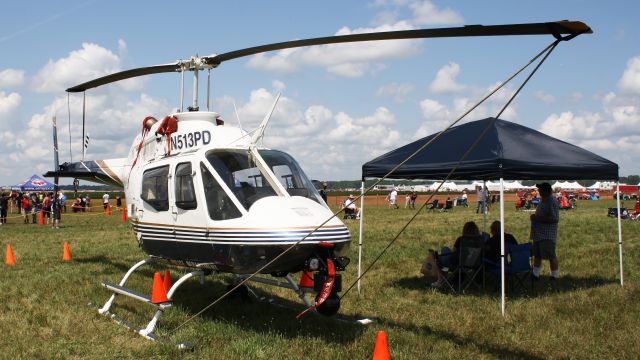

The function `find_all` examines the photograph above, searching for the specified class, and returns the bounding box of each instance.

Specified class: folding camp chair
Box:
[485,242,533,293]
[505,243,533,292]
[441,199,454,212]
[427,199,439,212]
[440,236,485,293]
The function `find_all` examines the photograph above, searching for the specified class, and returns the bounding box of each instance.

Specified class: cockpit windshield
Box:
[206,149,323,210]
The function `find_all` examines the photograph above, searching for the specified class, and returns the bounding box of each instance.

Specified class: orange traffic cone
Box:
[62,241,72,261]
[106,204,111,216]
[5,244,15,266]
[151,272,169,303]
[39,209,44,225]
[299,270,314,288]
[163,270,172,294]
[121,208,126,223]
[372,331,390,360]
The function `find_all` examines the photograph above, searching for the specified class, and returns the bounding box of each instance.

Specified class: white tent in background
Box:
[503,180,533,190]
[587,181,615,190]
[562,181,585,190]
[551,180,566,189]
[484,181,502,191]
[442,181,459,191]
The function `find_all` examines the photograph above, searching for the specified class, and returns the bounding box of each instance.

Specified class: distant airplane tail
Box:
[44,158,128,187]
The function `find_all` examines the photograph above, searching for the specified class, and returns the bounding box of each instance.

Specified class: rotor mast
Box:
[178,56,217,112]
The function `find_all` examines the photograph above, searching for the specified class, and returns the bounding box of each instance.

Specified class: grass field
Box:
[0,199,638,359]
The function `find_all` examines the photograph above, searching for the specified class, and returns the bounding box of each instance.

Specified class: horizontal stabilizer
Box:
[45,159,127,187]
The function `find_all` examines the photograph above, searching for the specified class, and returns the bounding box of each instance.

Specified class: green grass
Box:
[0,200,638,359]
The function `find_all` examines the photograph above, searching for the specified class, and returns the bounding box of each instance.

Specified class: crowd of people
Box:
[0,191,123,227]
[422,182,561,288]
[0,191,65,228]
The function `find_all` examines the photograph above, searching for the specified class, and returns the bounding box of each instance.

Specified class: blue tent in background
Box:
[11,174,55,192]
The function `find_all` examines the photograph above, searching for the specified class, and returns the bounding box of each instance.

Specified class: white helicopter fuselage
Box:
[91,111,350,274]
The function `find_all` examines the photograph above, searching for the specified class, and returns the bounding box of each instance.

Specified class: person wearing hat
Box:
[342,194,361,219]
[530,182,560,281]
[319,182,328,204]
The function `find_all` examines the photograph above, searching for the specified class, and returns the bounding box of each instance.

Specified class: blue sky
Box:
[1,0,639,185]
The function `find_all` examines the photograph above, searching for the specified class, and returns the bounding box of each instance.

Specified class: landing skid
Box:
[95,257,359,348]
[95,257,207,349]
[235,273,314,307]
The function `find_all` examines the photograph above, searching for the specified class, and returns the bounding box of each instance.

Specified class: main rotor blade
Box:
[204,20,591,66]
[66,63,181,93]
[65,20,591,92]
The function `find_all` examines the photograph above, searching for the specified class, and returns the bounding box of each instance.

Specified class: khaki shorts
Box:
[533,240,556,260]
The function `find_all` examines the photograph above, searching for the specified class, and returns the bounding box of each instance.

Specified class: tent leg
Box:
[499,178,505,316]
[616,182,624,287]
[357,181,365,294]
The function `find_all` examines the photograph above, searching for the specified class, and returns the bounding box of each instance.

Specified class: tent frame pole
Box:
[616,181,624,286]
[482,180,487,233]
[499,178,505,316]
[357,180,365,293]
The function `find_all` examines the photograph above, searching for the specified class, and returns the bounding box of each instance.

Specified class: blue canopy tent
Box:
[11,175,55,192]
[358,118,622,315]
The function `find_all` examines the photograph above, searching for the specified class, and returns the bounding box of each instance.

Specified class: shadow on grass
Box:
[73,255,136,274]
[163,278,547,358]
[163,278,366,345]
[394,273,618,299]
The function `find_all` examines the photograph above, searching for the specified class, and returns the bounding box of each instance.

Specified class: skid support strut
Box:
[97,257,206,348]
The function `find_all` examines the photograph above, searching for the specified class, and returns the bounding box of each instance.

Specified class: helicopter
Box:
[45,20,591,345]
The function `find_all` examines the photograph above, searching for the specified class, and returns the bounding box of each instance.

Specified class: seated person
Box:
[341,194,361,219]
[484,220,518,264]
[72,198,83,213]
[431,221,483,288]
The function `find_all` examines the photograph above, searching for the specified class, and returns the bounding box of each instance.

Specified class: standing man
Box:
[475,186,486,214]
[461,190,468,207]
[0,192,8,225]
[530,182,560,281]
[52,191,61,229]
[319,182,328,204]
[102,192,110,210]
[387,188,399,209]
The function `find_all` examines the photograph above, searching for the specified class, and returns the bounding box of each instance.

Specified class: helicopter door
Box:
[139,164,176,244]
[172,162,199,220]
[171,162,206,251]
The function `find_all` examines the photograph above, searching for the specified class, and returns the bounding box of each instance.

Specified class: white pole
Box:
[482,180,487,234]
[357,181,365,294]
[616,182,624,286]
[500,178,505,316]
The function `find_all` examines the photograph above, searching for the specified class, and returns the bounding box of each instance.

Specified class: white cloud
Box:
[568,92,583,103]
[428,62,465,94]
[540,94,640,174]
[0,69,25,88]
[225,85,403,180]
[272,80,286,91]
[534,90,555,104]
[0,87,172,181]
[410,0,464,25]
[618,56,640,94]
[247,22,422,78]
[0,91,21,116]
[31,42,143,93]
[376,82,415,102]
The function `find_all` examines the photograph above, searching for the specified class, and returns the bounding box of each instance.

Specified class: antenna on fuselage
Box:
[233,100,243,132]
[250,92,281,146]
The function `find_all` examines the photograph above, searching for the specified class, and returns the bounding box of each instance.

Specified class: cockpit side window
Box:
[141,165,169,211]
[206,150,276,210]
[175,162,197,210]
[259,150,323,204]
[200,162,242,220]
